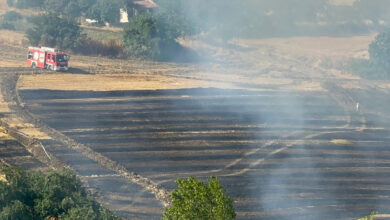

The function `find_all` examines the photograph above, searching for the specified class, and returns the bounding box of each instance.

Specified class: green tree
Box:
[85,0,121,24]
[155,0,195,36]
[43,0,69,13]
[163,176,236,220]
[78,0,97,12]
[123,14,181,60]
[7,0,43,8]
[64,1,82,18]
[0,167,120,219]
[369,28,390,72]
[0,200,33,220]
[26,13,81,50]
[2,11,22,22]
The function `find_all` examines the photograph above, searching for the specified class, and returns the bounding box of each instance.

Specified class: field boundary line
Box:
[2,72,171,206]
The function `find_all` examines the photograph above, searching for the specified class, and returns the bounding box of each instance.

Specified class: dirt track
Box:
[2,34,390,219]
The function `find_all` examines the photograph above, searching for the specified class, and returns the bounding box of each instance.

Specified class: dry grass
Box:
[330,139,354,145]
[80,24,123,33]
[0,173,6,182]
[0,0,9,16]
[18,73,236,91]
[15,34,378,93]
[0,30,27,47]
[0,127,12,140]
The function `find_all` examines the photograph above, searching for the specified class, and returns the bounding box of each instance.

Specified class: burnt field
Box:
[0,138,46,171]
[19,87,390,219]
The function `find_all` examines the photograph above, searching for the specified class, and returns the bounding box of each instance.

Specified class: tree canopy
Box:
[123,14,181,61]
[369,28,390,72]
[26,13,81,50]
[0,166,120,220]
[163,176,236,220]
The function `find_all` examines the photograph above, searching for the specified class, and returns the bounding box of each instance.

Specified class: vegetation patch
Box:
[0,166,120,220]
[348,28,390,79]
[26,13,80,50]
[163,176,235,220]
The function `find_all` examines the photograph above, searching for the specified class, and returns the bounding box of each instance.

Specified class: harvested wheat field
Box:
[2,33,390,219]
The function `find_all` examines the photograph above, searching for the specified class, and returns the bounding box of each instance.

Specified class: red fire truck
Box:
[27,47,69,71]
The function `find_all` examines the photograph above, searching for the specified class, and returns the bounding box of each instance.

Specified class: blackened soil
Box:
[19,87,390,219]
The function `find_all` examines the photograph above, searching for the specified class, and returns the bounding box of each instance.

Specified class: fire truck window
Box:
[58,55,66,62]
[52,56,56,62]
[27,52,33,60]
[48,54,51,59]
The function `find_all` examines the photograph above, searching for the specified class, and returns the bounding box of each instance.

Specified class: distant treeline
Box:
[5,0,390,61]
[6,0,390,37]
[7,0,390,38]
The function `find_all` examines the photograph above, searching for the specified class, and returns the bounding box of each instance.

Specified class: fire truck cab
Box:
[27,47,69,71]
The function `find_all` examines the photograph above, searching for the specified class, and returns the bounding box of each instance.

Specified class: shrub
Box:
[26,13,81,50]
[369,28,390,72]
[123,14,182,61]
[2,11,22,22]
[163,176,236,220]
[6,0,14,7]
[0,166,120,219]
[347,58,390,79]
[0,200,33,220]
[348,28,390,79]
[6,0,43,9]
[0,20,15,30]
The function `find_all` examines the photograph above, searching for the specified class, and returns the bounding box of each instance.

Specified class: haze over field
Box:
[1,0,390,219]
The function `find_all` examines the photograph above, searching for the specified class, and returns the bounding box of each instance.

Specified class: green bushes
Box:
[6,0,43,9]
[348,28,390,79]
[3,11,22,22]
[0,166,120,220]
[85,0,122,25]
[0,21,15,30]
[0,11,23,30]
[163,176,236,220]
[26,13,81,50]
[369,28,390,72]
[123,14,182,61]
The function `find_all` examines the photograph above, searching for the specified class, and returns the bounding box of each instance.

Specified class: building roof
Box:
[133,0,158,8]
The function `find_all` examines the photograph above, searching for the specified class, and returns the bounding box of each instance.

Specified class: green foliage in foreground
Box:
[0,167,120,220]
[358,211,378,220]
[163,176,236,220]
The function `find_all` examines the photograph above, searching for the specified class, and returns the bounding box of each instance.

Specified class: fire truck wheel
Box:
[31,62,36,68]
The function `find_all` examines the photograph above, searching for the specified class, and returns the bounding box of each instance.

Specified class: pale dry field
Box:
[18,34,377,93]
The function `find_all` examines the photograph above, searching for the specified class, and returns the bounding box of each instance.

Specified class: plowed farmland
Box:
[18,86,390,219]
